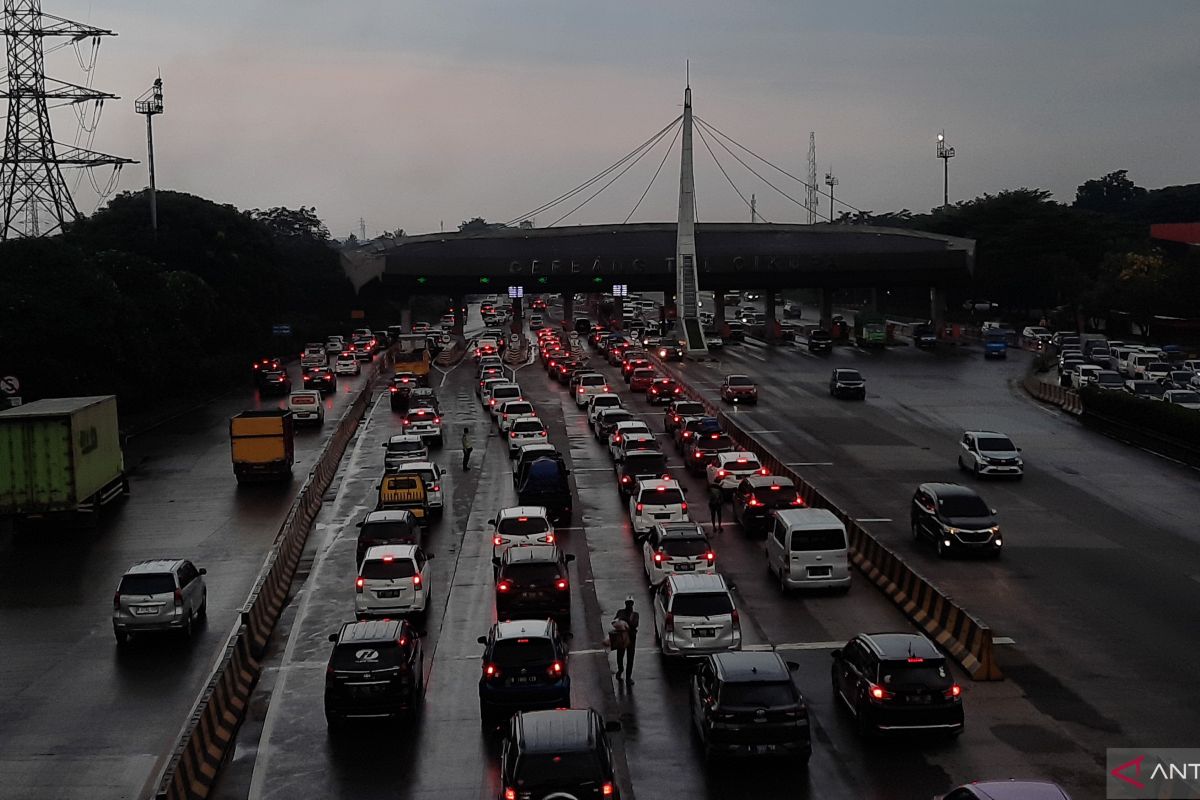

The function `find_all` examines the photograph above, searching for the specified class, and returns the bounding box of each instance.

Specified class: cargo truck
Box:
[853,311,887,348]
[393,334,431,386]
[0,395,128,524]
[230,410,294,483]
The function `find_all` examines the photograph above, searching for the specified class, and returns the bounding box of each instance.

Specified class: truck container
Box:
[230,410,294,483]
[0,395,127,522]
[853,312,887,348]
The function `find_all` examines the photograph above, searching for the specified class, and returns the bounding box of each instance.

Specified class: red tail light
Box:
[412,574,422,588]
[602,782,614,797]
[731,609,740,630]
[434,417,441,424]
[664,612,674,633]
[548,660,564,676]
[694,452,704,459]
[747,497,763,507]
[680,502,688,511]
[614,434,622,442]
[402,418,410,426]
[759,468,770,476]
[538,431,547,436]
[635,503,644,513]
[173,589,183,607]
[717,469,727,478]
[945,684,962,699]
[621,475,630,484]
[493,535,505,546]
[485,663,502,680]
[430,484,440,492]
[113,591,121,610]
[355,577,364,593]
[497,580,512,592]
[544,533,555,543]
[792,495,805,506]
[869,683,893,701]
[555,579,568,591]
[653,551,667,564]
[504,788,517,800]
[705,551,715,561]
[510,431,517,438]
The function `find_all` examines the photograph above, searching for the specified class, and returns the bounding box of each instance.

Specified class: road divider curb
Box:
[649,354,1004,681]
[153,360,381,800]
[1022,371,1083,414]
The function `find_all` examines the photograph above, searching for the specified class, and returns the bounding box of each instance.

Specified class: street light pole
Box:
[936,131,955,208]
[824,168,838,222]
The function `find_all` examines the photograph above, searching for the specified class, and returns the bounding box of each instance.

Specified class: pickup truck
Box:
[230,410,294,483]
[0,395,128,524]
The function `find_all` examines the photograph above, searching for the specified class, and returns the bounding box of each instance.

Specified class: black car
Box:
[355,509,422,564]
[593,408,635,441]
[829,368,866,400]
[676,415,722,451]
[691,651,810,763]
[477,619,571,729]
[686,431,736,476]
[647,377,684,405]
[830,632,963,737]
[303,367,337,393]
[259,369,291,396]
[517,457,573,526]
[390,373,419,410]
[731,476,805,535]
[252,356,283,387]
[494,545,575,624]
[499,709,621,800]
[617,451,669,497]
[408,387,441,414]
[512,445,564,488]
[324,619,424,730]
[665,400,706,434]
[910,482,1001,558]
[655,342,683,362]
[912,324,937,349]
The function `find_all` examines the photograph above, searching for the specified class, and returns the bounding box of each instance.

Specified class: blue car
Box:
[478,619,571,729]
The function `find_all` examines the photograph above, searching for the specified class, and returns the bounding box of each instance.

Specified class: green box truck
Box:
[854,311,887,348]
[0,395,128,523]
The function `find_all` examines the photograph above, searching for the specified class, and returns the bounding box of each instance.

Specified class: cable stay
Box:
[694,121,765,222]
[622,119,681,224]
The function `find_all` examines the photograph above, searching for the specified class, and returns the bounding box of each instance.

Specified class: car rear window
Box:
[662,538,708,557]
[880,660,950,688]
[513,419,545,433]
[503,403,534,415]
[633,368,656,378]
[516,753,605,789]
[699,434,734,450]
[674,402,705,416]
[493,387,521,400]
[119,573,175,595]
[492,637,555,667]
[361,558,417,579]
[719,681,797,707]
[388,441,424,452]
[497,516,550,536]
[789,528,846,551]
[750,486,797,507]
[592,395,621,408]
[332,640,405,670]
[580,375,606,386]
[360,520,416,543]
[503,562,562,584]
[671,592,733,617]
[640,488,684,505]
[836,370,863,381]
[728,376,753,386]
[725,457,761,471]
[624,453,666,474]
[600,410,633,425]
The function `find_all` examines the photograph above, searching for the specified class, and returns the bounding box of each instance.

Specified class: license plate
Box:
[693,628,716,638]
[132,606,157,616]
[905,694,932,705]
[510,676,539,685]
[351,684,384,697]
[673,563,695,572]
[654,513,672,519]
[808,566,832,577]
[753,744,777,754]
[376,590,400,598]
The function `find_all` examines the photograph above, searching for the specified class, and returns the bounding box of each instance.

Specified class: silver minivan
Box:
[652,573,741,658]
[765,508,851,593]
[112,558,207,644]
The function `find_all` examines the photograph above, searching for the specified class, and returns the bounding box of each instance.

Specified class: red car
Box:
[720,374,758,405]
[629,367,657,392]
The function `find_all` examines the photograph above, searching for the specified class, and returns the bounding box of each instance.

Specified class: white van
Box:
[287,390,324,425]
[765,508,851,593]
[1127,353,1157,379]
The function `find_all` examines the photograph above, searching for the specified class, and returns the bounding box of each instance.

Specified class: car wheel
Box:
[778,566,789,595]
[936,537,949,559]
[182,611,194,639]
[855,701,874,738]
[114,629,129,647]
[198,594,208,621]
[911,519,921,542]
[956,455,965,471]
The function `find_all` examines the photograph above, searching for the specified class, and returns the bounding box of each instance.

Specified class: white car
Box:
[585,393,624,427]
[478,374,508,399]
[488,506,554,562]
[958,430,1023,478]
[642,522,714,587]
[487,383,523,417]
[286,390,324,426]
[497,400,537,433]
[300,350,327,370]
[1021,326,1051,343]
[609,421,652,459]
[354,544,431,619]
[628,479,688,535]
[325,336,345,355]
[573,373,610,408]
[1071,364,1102,390]
[401,406,443,446]
[614,432,660,463]
[705,451,765,492]
[334,352,360,375]
[1163,389,1200,410]
[383,434,428,472]
[508,416,549,456]
[651,573,741,658]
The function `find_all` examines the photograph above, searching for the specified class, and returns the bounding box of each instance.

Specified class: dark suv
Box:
[355,509,422,564]
[691,651,810,763]
[477,619,571,729]
[731,476,805,535]
[910,483,1001,558]
[616,450,669,497]
[665,400,706,434]
[830,632,963,737]
[324,619,424,731]
[686,431,736,476]
[676,415,722,451]
[494,545,576,624]
[499,709,621,800]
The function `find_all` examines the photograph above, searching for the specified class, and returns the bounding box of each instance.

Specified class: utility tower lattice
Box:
[1,0,135,241]
[806,132,818,224]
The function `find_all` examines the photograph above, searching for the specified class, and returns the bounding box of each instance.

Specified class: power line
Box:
[695,117,808,218]
[504,114,682,227]
[694,120,763,221]
[623,117,681,224]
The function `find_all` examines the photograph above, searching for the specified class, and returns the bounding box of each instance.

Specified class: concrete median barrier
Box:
[1022,372,1083,415]
[650,354,1003,682]
[153,362,380,800]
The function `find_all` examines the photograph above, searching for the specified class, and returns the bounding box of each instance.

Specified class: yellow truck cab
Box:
[230,410,295,483]
[377,471,430,528]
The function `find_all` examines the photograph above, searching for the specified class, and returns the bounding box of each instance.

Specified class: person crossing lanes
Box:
[708,484,723,531]
[461,426,473,471]
[611,596,640,684]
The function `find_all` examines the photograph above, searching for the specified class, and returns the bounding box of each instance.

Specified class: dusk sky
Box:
[40,1,1200,238]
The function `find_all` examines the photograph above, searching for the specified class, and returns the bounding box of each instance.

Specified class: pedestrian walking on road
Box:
[461,427,473,471]
[708,484,723,531]
[612,596,640,683]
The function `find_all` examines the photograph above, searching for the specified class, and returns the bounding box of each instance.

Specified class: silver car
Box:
[653,573,741,658]
[112,559,207,644]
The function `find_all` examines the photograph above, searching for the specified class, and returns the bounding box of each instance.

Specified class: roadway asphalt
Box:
[216,305,1104,800]
[660,315,1200,794]
[0,358,375,799]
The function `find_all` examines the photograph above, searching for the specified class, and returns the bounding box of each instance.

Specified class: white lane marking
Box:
[573,467,618,472]
[856,517,893,523]
[745,429,783,434]
[993,637,1017,645]
[786,461,834,467]
[744,642,845,652]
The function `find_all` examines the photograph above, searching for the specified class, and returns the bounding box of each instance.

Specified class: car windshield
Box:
[331,640,405,670]
[672,592,733,617]
[880,661,951,689]
[977,437,1016,452]
[1097,373,1123,385]
[497,516,550,536]
[492,637,555,667]
[750,486,797,506]
[119,573,175,595]
[836,370,862,381]
[938,494,991,518]
[641,488,684,505]
[728,376,753,386]
[515,752,605,789]
[1170,391,1200,403]
[503,562,562,584]
[624,453,666,473]
[361,559,417,580]
[789,528,847,551]
[662,538,708,556]
[719,681,797,707]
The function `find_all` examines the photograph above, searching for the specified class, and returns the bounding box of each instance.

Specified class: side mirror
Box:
[487,518,496,526]
[198,568,207,576]
[565,469,571,475]
[604,720,622,733]
[830,648,842,659]
[566,554,576,563]
[355,521,363,528]
[492,557,501,567]
[477,635,488,645]
[786,660,800,672]
[381,443,388,448]
[328,633,339,643]
[1017,447,1023,452]
[991,508,998,515]
[426,553,435,560]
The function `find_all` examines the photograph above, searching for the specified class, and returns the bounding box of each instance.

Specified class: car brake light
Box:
[382,555,394,562]
[402,418,410,426]
[614,434,622,442]
[945,684,962,699]
[747,497,763,507]
[497,580,512,592]
[621,475,630,483]
[113,591,121,610]
[731,608,740,630]
[173,589,183,607]
[792,495,805,506]
[555,579,568,591]
[717,469,727,478]
[694,452,704,458]
[602,782,614,797]
[538,431,547,436]
[635,503,644,513]
[653,551,665,564]
[510,431,517,438]
[544,533,555,543]
[664,612,674,633]
[759,468,770,475]
[680,502,687,511]
[355,577,364,592]
[705,551,715,561]
[430,484,440,491]
[907,657,924,663]
[493,536,505,546]
[486,663,502,680]
[412,574,422,588]
[869,683,893,701]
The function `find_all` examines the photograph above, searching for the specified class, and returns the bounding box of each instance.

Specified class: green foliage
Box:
[1081,385,1200,450]
[1074,170,1147,215]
